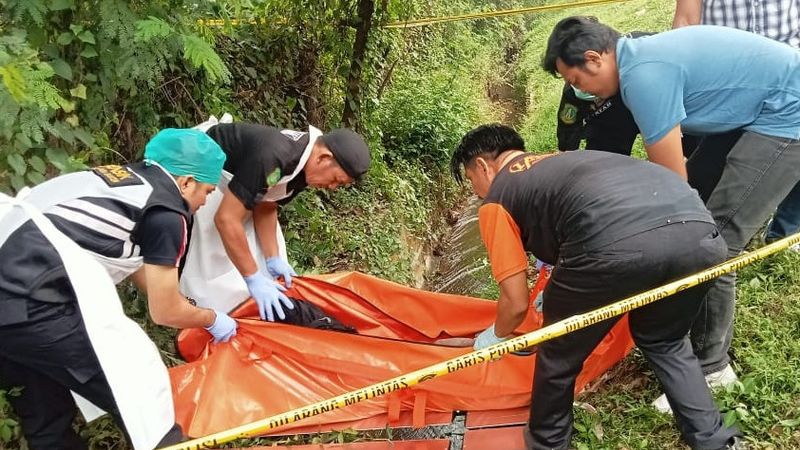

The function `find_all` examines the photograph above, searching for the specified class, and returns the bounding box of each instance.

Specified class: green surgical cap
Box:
[144,128,226,184]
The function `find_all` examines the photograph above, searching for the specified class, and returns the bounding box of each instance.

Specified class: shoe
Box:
[762,218,800,251]
[763,218,775,244]
[651,393,672,414]
[717,436,749,450]
[651,365,739,415]
[762,218,773,243]
[705,364,738,389]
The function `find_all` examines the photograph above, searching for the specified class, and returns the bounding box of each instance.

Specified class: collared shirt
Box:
[702,0,800,48]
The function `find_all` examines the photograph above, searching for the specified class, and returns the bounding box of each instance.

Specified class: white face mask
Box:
[572,85,598,101]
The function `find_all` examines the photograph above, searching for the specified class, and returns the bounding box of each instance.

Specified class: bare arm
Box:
[215,189,259,276]
[129,267,147,291]
[673,0,702,28]
[143,263,216,329]
[494,271,530,337]
[253,201,280,258]
[645,125,687,180]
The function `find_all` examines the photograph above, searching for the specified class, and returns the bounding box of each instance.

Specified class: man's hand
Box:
[266,256,298,288]
[243,272,295,321]
[205,310,238,343]
[673,0,702,28]
[141,264,216,330]
[473,324,506,350]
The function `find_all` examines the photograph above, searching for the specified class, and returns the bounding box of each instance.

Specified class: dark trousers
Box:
[766,180,800,241]
[526,222,738,450]
[686,130,743,202]
[0,300,183,450]
[689,132,800,374]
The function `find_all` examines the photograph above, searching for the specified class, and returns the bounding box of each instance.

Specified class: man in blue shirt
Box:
[638,0,800,414]
[673,0,800,256]
[552,24,744,204]
[543,14,800,435]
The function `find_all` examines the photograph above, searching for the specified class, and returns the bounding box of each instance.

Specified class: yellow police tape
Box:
[159,231,800,450]
[384,0,631,28]
[197,0,631,29]
[197,18,266,27]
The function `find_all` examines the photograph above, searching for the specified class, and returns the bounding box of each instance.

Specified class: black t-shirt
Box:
[478,151,714,282]
[135,207,187,267]
[207,123,311,210]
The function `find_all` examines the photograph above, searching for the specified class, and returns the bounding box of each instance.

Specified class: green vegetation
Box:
[0,387,21,446]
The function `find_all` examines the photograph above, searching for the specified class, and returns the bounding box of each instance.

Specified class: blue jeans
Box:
[765,181,800,241]
[689,131,800,374]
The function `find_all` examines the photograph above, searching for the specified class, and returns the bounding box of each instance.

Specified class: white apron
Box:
[0,191,174,450]
[180,117,321,312]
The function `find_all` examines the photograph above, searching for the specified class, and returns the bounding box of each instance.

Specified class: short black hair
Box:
[450,124,525,183]
[542,16,621,75]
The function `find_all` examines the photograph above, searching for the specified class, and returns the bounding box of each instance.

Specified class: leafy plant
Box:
[0,386,23,448]
[0,0,233,192]
[0,1,531,448]
[375,68,481,169]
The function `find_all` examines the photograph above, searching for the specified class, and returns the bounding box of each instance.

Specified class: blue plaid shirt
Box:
[702,0,800,48]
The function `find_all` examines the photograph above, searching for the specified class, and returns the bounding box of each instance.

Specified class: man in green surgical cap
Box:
[0,128,231,450]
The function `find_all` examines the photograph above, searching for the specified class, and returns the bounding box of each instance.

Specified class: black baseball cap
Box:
[320,129,371,179]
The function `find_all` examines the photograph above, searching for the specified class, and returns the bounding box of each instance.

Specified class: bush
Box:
[375,68,482,169]
[0,1,233,193]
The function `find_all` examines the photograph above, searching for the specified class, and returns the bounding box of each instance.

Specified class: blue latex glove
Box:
[534,291,544,312]
[205,310,237,343]
[243,272,295,321]
[473,324,505,350]
[266,256,298,288]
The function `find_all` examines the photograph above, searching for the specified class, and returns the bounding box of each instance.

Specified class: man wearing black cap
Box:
[180,122,371,322]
